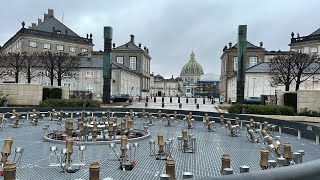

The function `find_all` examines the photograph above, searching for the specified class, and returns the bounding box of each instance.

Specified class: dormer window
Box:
[56,30,61,34]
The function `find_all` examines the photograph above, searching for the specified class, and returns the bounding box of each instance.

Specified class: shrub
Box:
[42,88,51,101]
[228,104,295,116]
[228,104,243,114]
[298,108,320,117]
[40,99,101,107]
[284,93,297,112]
[0,91,8,106]
[51,88,62,99]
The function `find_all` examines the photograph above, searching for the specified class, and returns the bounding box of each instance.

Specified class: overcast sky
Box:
[1,0,320,78]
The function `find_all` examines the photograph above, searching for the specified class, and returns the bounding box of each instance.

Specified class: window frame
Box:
[233,57,238,71]
[116,56,124,65]
[249,56,258,67]
[310,47,318,53]
[69,46,76,53]
[81,48,88,53]
[43,43,51,49]
[29,41,37,48]
[86,71,94,78]
[129,56,137,70]
[85,84,94,92]
[56,45,64,51]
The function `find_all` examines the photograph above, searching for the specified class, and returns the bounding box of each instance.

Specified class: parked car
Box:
[112,94,132,102]
[244,97,262,104]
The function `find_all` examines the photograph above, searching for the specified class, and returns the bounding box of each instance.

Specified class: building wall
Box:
[228,72,320,102]
[2,35,93,55]
[220,48,265,101]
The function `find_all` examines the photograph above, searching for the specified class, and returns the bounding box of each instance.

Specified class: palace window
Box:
[233,57,238,71]
[69,46,76,53]
[85,84,94,92]
[86,71,94,78]
[129,57,137,70]
[310,47,318,53]
[43,43,51,49]
[57,45,64,51]
[82,48,88,53]
[249,57,258,67]
[117,57,124,65]
[29,41,37,48]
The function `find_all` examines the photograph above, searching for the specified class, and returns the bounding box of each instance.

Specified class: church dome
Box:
[180,51,204,76]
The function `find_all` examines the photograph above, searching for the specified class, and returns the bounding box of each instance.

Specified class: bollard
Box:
[239,165,249,173]
[211,99,214,104]
[260,147,269,170]
[195,98,197,104]
[162,97,164,103]
[279,126,282,134]
[221,154,230,175]
[146,96,149,103]
[203,98,205,104]
[196,104,199,109]
[166,156,176,180]
[3,162,16,180]
[154,97,157,103]
[179,103,182,109]
[160,174,170,180]
[170,97,172,103]
[182,172,194,179]
[298,130,301,139]
[89,162,100,180]
[186,98,188,103]
[145,102,148,107]
[178,97,180,103]
[316,135,319,145]
[162,102,165,108]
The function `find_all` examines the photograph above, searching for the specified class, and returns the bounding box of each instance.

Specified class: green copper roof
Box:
[180,51,204,76]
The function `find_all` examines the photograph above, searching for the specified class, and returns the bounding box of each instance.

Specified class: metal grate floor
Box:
[0,117,319,180]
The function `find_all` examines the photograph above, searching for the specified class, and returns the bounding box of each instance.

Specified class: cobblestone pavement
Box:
[129,97,219,112]
[0,116,319,180]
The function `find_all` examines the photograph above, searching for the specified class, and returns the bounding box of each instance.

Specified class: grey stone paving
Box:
[0,115,320,180]
[129,97,219,112]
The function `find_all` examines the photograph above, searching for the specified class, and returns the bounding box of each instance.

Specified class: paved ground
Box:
[128,97,219,112]
[0,114,320,180]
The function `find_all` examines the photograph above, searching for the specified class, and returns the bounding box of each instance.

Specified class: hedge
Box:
[228,104,295,116]
[39,99,101,107]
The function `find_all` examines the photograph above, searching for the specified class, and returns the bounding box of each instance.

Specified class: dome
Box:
[180,51,204,76]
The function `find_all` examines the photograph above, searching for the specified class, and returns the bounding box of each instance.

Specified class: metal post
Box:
[154,97,156,103]
[240,165,249,173]
[316,135,319,145]
[236,25,247,103]
[102,26,113,104]
[224,168,233,175]
[279,126,282,134]
[298,130,301,139]
[182,172,194,179]
[178,97,180,103]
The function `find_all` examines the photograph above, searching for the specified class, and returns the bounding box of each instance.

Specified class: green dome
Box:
[180,51,204,76]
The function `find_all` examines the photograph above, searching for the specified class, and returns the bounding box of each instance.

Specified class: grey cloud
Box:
[1,0,320,78]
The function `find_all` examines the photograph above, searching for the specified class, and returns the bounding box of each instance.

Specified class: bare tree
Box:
[21,52,41,83]
[292,53,320,91]
[269,54,295,91]
[5,52,26,83]
[40,52,80,86]
[0,54,9,78]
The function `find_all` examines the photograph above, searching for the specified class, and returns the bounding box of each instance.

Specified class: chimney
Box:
[130,35,135,43]
[31,23,36,28]
[138,43,141,48]
[44,13,48,20]
[48,9,54,18]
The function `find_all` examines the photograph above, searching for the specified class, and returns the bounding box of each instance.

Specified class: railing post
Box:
[279,126,282,134]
